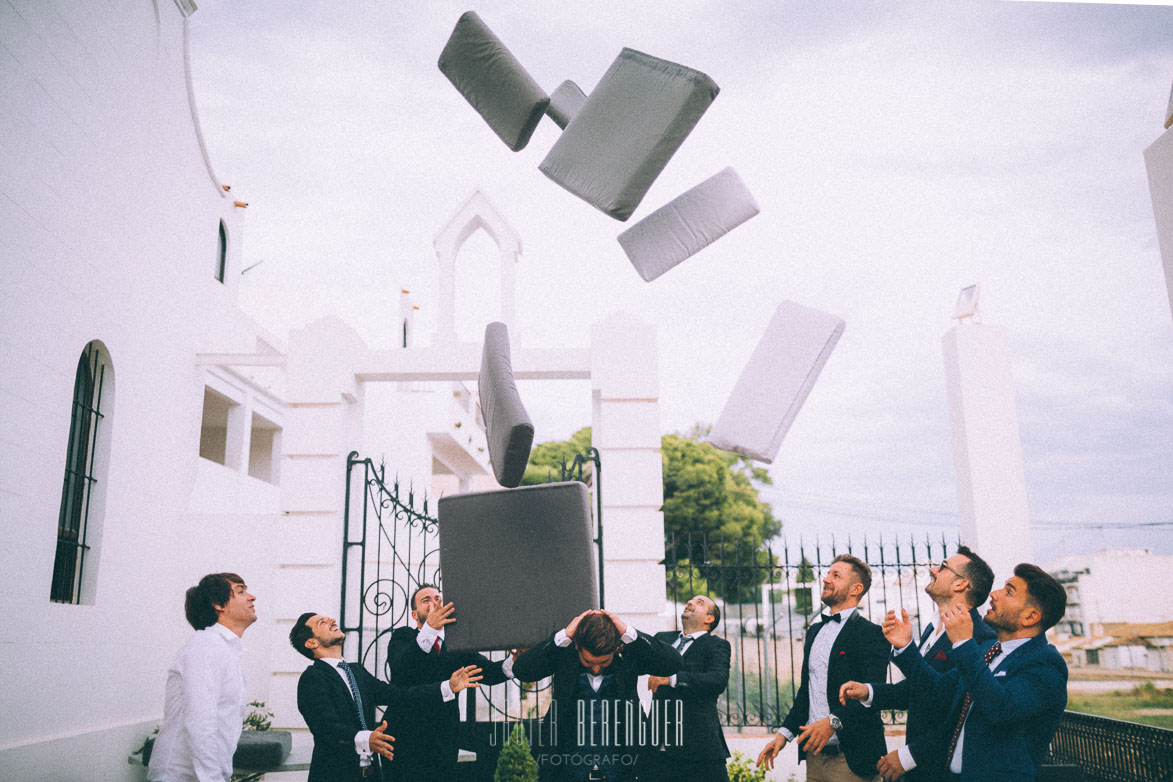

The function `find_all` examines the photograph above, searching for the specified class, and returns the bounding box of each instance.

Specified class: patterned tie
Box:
[337,660,370,730]
[675,633,689,652]
[946,641,1002,767]
[432,637,442,655]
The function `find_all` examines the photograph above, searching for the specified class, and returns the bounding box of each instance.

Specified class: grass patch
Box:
[1067,682,1173,730]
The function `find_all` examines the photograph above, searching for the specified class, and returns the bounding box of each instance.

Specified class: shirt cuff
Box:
[355,730,373,756]
[441,680,455,702]
[669,674,678,687]
[777,727,796,740]
[501,655,515,680]
[862,684,874,708]
[417,623,441,653]
[620,626,638,644]
[952,639,968,649]
[555,629,572,647]
[894,641,914,655]
[898,744,918,771]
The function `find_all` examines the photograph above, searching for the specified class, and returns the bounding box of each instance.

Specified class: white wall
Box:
[1049,548,1173,627]
[0,1,283,777]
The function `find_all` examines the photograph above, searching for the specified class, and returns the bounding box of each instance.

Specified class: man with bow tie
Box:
[878,564,1068,781]
[838,546,997,781]
[290,611,484,781]
[757,555,889,781]
[384,584,515,782]
[643,595,732,782]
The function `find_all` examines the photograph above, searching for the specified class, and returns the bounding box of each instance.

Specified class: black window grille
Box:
[51,342,106,603]
[215,220,227,282]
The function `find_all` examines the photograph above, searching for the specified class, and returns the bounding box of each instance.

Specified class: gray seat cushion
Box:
[708,301,845,463]
[546,79,587,129]
[438,11,550,151]
[617,166,760,282]
[478,322,534,488]
[539,48,719,221]
[438,481,598,651]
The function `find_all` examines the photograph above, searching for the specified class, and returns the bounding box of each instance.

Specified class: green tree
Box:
[521,427,594,486]
[523,427,781,603]
[494,723,539,782]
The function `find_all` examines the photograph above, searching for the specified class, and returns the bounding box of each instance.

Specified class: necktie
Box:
[432,637,442,655]
[946,641,1002,767]
[675,634,689,652]
[337,660,370,730]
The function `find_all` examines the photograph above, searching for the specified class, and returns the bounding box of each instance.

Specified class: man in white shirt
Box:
[757,555,888,781]
[148,572,257,782]
[290,611,484,781]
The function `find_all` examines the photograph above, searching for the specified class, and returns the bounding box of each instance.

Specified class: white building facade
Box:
[1046,547,1173,638]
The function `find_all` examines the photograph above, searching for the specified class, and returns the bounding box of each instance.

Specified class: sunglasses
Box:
[937,560,964,578]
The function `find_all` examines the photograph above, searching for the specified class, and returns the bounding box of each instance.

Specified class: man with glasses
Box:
[838,546,996,781]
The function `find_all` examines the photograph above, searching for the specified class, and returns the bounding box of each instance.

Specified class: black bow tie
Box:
[820,613,842,624]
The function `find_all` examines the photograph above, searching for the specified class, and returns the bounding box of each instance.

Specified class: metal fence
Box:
[664,532,959,729]
[1045,711,1173,782]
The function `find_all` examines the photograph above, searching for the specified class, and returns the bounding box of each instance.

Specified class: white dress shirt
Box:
[554,624,639,691]
[778,607,856,743]
[148,623,247,782]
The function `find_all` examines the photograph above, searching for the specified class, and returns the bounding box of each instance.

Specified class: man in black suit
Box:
[839,545,997,781]
[290,611,483,781]
[757,554,889,781]
[512,609,681,782]
[384,584,514,782]
[644,595,731,782]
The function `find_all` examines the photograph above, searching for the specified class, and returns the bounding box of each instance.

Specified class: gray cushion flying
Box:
[546,80,587,129]
[538,48,720,221]
[438,481,598,651]
[438,11,550,152]
[617,166,760,282]
[708,301,845,463]
[478,322,534,488]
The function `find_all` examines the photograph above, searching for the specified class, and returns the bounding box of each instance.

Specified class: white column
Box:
[590,312,668,634]
[1144,125,1173,323]
[269,316,367,731]
[942,323,1034,587]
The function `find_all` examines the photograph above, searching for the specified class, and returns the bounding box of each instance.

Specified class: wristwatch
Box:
[828,714,843,732]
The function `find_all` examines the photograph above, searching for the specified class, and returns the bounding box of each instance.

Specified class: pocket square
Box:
[934,651,948,661]
[995,671,1008,677]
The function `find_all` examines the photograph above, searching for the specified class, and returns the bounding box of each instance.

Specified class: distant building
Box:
[1046,548,1173,637]
[1063,621,1173,674]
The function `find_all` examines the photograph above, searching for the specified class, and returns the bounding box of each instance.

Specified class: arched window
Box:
[52,341,113,604]
[215,220,227,282]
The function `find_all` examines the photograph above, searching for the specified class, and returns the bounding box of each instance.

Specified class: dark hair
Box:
[184,573,244,630]
[956,546,995,609]
[1014,563,1067,632]
[832,554,872,596]
[706,600,721,632]
[411,583,438,612]
[289,612,318,659]
[574,613,621,657]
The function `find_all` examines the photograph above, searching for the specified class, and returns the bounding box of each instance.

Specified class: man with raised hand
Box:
[880,563,1068,781]
[385,584,514,782]
[291,611,482,781]
[644,595,731,782]
[838,546,997,781]
[513,609,682,782]
[757,554,888,781]
[148,573,257,782]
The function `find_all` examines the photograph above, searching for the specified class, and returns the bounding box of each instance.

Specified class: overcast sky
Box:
[187,1,1173,563]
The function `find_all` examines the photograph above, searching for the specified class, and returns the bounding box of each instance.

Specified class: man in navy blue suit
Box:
[839,546,997,781]
[882,563,1068,782]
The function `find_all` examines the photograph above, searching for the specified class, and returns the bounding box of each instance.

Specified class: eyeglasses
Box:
[937,560,964,578]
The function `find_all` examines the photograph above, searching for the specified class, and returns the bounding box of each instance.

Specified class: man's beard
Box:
[323,634,345,648]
